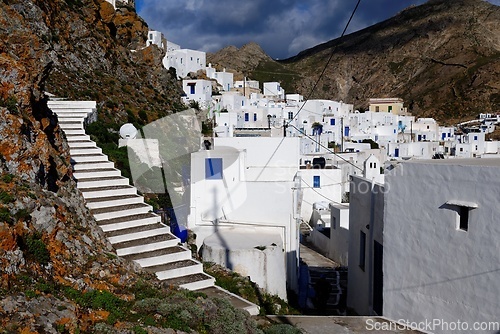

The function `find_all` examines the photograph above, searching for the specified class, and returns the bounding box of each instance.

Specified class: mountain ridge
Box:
[208,0,500,123]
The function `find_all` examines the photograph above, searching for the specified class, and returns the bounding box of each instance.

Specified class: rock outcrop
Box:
[0,0,262,332]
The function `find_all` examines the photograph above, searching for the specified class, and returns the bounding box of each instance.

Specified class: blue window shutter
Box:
[205,158,223,179]
[253,113,257,121]
[313,176,320,188]
[330,118,335,125]
[244,113,249,121]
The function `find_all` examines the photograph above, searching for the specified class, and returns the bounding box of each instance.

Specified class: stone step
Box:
[72,161,115,171]
[99,214,162,233]
[147,259,203,280]
[64,129,86,135]
[59,122,83,130]
[67,140,97,148]
[92,203,152,221]
[71,154,109,163]
[123,245,192,267]
[70,147,103,155]
[161,273,215,291]
[48,101,96,109]
[77,176,129,189]
[80,185,137,199]
[57,112,91,119]
[57,117,85,123]
[65,134,91,141]
[74,168,121,179]
[86,194,144,210]
[115,233,179,257]
[107,224,169,244]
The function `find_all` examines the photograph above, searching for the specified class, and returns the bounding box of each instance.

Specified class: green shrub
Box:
[0,207,11,223]
[26,234,50,266]
[1,174,14,183]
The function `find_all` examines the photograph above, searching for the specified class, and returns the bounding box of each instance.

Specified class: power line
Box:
[286,0,362,125]
[288,123,363,171]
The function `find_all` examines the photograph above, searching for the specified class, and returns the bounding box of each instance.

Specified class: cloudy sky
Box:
[136,0,500,59]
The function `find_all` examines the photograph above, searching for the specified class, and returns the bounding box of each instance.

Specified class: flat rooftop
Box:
[405,157,500,167]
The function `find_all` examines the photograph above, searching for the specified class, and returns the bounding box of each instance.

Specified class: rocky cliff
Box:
[0,0,263,332]
[209,0,500,123]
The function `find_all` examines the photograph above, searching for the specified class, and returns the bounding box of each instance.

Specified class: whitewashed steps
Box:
[98,213,162,233]
[73,161,115,171]
[74,168,122,179]
[49,100,227,304]
[91,203,152,221]
[122,245,192,267]
[85,194,144,210]
[162,273,216,291]
[76,176,129,189]
[147,259,203,280]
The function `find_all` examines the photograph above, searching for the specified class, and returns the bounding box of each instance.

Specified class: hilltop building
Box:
[105,0,134,10]
[146,31,165,49]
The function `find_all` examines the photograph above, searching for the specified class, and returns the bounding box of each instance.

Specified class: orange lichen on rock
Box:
[0,228,17,251]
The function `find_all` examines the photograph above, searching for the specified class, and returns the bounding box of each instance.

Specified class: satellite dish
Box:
[119,123,137,139]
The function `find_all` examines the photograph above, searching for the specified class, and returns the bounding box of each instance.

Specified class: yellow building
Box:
[368,98,408,115]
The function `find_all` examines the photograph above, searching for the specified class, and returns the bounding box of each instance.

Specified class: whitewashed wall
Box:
[383,160,500,333]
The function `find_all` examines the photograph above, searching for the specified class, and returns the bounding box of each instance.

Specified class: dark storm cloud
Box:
[137,0,499,59]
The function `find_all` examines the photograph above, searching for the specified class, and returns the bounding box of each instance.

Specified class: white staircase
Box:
[49,100,216,291]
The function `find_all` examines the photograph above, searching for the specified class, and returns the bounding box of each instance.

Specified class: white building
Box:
[146,31,165,49]
[347,175,385,316]
[187,137,302,299]
[206,64,234,92]
[348,159,500,333]
[263,82,285,100]
[105,0,134,9]
[166,40,180,53]
[163,49,206,78]
[182,80,212,108]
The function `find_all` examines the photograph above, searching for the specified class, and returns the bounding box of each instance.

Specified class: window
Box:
[288,112,294,120]
[313,176,320,188]
[149,34,153,40]
[205,158,223,180]
[253,113,257,121]
[359,231,366,270]
[474,135,478,141]
[458,206,469,231]
[330,118,335,125]
[244,113,249,122]
[388,106,392,112]
[375,106,380,112]
[460,147,464,152]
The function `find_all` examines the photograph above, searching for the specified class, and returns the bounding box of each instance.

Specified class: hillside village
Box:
[87,2,500,331]
[1,0,499,332]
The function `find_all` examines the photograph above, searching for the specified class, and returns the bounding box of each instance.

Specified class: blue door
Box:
[344,126,350,137]
[395,148,399,157]
[417,135,422,141]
